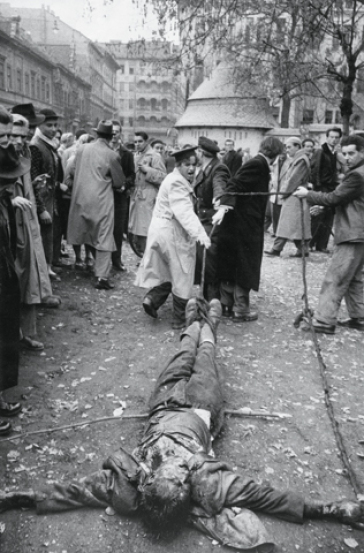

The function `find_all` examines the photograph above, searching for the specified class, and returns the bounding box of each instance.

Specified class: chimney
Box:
[10,15,21,38]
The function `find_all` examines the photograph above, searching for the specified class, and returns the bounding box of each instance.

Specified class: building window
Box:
[46,82,50,101]
[6,65,12,90]
[129,99,134,109]
[302,109,314,124]
[129,82,135,92]
[41,76,46,101]
[335,111,342,124]
[0,60,5,89]
[30,72,35,97]
[130,67,134,75]
[120,65,124,74]
[129,117,133,127]
[16,68,22,93]
[161,98,168,111]
[325,110,333,124]
[24,72,30,95]
[36,78,40,99]
[120,117,124,126]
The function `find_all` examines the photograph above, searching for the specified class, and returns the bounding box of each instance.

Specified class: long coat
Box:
[67,139,125,251]
[217,154,271,291]
[129,145,166,237]
[14,163,52,304]
[276,150,311,241]
[135,169,207,299]
[0,194,20,392]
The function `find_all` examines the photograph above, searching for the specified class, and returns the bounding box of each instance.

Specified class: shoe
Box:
[185,298,198,327]
[316,248,330,254]
[112,260,126,272]
[142,296,158,319]
[222,305,233,318]
[21,337,44,351]
[0,420,11,435]
[51,266,62,274]
[289,251,309,258]
[338,318,364,331]
[208,299,222,334]
[233,312,258,322]
[74,260,85,270]
[41,296,61,308]
[306,319,335,334]
[95,278,114,290]
[0,401,22,417]
[49,271,61,281]
[264,249,280,257]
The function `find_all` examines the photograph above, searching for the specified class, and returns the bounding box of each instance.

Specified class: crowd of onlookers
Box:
[1,99,364,437]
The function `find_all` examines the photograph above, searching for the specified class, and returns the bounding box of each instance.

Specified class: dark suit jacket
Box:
[218,154,271,291]
[117,144,135,190]
[310,143,337,192]
[223,150,243,177]
[194,158,230,225]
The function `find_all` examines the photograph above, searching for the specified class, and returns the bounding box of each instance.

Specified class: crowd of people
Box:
[1,100,364,547]
[1,102,364,432]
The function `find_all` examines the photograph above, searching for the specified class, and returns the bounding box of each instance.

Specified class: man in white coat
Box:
[135,146,210,328]
[67,121,126,289]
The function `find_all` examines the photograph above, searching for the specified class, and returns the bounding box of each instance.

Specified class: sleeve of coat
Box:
[121,150,136,188]
[307,170,364,207]
[169,180,208,241]
[29,145,46,214]
[212,164,230,200]
[144,153,167,187]
[310,149,322,190]
[217,159,265,208]
[284,159,310,196]
[64,155,76,196]
[109,152,126,189]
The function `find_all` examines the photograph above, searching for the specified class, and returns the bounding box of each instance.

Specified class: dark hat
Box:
[39,108,61,121]
[170,144,197,162]
[0,144,30,180]
[198,136,220,154]
[92,120,113,137]
[11,103,45,126]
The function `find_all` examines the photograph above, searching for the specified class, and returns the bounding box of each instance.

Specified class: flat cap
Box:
[198,136,220,154]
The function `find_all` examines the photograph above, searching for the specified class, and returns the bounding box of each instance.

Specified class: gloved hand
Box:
[197,235,211,249]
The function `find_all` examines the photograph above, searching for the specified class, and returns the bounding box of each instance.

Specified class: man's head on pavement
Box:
[326,127,342,148]
[197,136,219,161]
[259,136,284,164]
[172,145,197,182]
[111,120,122,148]
[141,456,191,531]
[285,137,301,159]
[38,109,60,140]
[341,135,364,168]
[134,131,148,152]
[225,138,235,151]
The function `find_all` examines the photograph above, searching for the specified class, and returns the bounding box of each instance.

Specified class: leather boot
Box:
[172,295,187,329]
[185,298,199,328]
[207,299,222,338]
[0,490,36,512]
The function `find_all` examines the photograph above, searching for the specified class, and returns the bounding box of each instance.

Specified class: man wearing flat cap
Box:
[29,108,63,280]
[67,120,126,290]
[194,136,230,300]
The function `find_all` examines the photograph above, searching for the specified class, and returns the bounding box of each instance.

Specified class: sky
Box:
[4,0,162,42]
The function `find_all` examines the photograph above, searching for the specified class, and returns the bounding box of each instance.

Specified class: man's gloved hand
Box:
[197,235,211,249]
[12,196,32,211]
[39,210,52,224]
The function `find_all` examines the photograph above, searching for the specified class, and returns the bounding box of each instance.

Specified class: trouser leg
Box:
[148,321,200,411]
[316,243,364,325]
[172,294,188,325]
[40,223,53,265]
[52,212,62,264]
[264,202,272,232]
[233,286,251,316]
[294,239,310,253]
[73,245,82,262]
[344,243,364,319]
[185,324,224,428]
[112,193,123,264]
[316,208,334,250]
[20,304,37,337]
[272,236,287,252]
[272,204,282,235]
[146,282,172,310]
[220,280,234,308]
[94,250,112,279]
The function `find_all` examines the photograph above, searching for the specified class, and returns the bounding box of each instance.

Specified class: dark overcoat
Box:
[217,154,271,291]
[0,194,20,392]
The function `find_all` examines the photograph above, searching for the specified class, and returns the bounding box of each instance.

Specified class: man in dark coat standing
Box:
[110,120,135,271]
[194,136,230,300]
[223,139,243,177]
[309,127,341,252]
[213,137,284,321]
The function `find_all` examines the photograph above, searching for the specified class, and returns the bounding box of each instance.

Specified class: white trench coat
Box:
[135,168,208,299]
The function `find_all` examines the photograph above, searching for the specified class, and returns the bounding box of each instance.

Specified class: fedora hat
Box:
[0,144,30,181]
[11,103,45,126]
[92,120,113,137]
[39,108,61,121]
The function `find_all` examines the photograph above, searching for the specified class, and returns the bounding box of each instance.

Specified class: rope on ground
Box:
[298,198,362,497]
